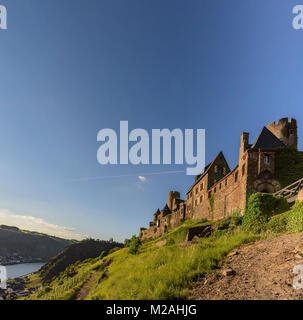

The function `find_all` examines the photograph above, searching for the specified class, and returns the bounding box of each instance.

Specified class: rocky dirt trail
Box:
[75,272,98,300]
[192,232,303,300]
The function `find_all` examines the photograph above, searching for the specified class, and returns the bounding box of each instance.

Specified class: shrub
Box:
[216,210,243,231]
[216,219,231,231]
[124,238,131,247]
[230,209,243,226]
[128,236,142,255]
[166,238,175,246]
[243,193,289,233]
[286,201,303,233]
[109,247,121,254]
[267,213,288,234]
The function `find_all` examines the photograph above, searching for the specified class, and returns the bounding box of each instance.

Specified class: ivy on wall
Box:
[275,147,303,188]
[209,194,215,219]
[167,215,171,230]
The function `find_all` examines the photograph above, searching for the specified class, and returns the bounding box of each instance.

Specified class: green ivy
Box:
[167,215,171,230]
[275,147,303,188]
[243,193,289,232]
[209,195,215,219]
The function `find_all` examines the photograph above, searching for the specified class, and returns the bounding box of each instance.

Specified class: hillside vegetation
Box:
[0,225,75,261]
[25,193,303,300]
[39,239,123,283]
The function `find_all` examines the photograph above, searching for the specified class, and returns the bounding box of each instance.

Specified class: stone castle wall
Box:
[140,118,298,241]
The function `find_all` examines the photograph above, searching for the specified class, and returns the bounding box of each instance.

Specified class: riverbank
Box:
[0,255,44,266]
[0,263,44,300]
[0,275,41,300]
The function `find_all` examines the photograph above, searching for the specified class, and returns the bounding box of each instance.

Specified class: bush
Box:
[230,209,243,226]
[124,238,131,247]
[216,210,243,231]
[243,193,289,233]
[216,219,231,231]
[109,247,121,254]
[166,238,175,246]
[128,236,142,255]
[286,201,303,233]
[267,213,288,234]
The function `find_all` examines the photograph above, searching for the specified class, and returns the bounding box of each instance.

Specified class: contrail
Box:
[71,170,186,182]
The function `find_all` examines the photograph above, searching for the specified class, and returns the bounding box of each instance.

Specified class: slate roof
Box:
[250,127,285,150]
[162,204,171,212]
[188,152,228,193]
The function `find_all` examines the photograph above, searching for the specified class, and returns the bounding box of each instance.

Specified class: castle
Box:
[140,118,298,240]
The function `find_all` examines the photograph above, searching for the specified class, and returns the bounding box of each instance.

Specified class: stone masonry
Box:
[140,118,298,241]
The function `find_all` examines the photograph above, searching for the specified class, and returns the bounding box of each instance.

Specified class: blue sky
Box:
[0,0,302,241]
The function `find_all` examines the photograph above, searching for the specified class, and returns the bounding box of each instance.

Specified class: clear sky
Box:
[0,0,302,241]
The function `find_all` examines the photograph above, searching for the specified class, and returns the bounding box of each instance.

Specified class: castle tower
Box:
[168,191,180,211]
[239,132,250,162]
[266,118,297,149]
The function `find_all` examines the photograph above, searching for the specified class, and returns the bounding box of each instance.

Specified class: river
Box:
[5,263,44,279]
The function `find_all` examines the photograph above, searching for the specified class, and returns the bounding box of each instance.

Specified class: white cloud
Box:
[0,208,86,240]
[138,176,147,182]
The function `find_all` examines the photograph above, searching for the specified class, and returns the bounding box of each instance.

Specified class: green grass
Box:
[266,201,303,235]
[87,229,260,300]
[24,258,103,300]
[24,193,303,301]
[25,273,43,289]
[25,218,262,300]
[143,218,211,247]
[26,216,280,300]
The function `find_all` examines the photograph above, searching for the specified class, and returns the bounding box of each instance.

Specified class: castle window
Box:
[195,199,197,207]
[214,187,217,193]
[195,187,198,195]
[242,164,246,176]
[219,183,222,190]
[264,154,270,164]
[225,179,228,186]
[235,172,238,182]
[200,183,203,191]
[200,195,203,203]
[190,191,192,198]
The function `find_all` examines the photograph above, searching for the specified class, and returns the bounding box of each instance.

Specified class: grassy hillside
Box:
[25,193,302,300]
[0,225,75,261]
[25,219,262,300]
[39,238,123,283]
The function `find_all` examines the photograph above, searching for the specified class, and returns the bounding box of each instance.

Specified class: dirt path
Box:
[75,272,98,300]
[192,232,303,300]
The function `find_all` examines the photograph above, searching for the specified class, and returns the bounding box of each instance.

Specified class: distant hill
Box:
[39,238,123,283]
[0,225,75,261]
